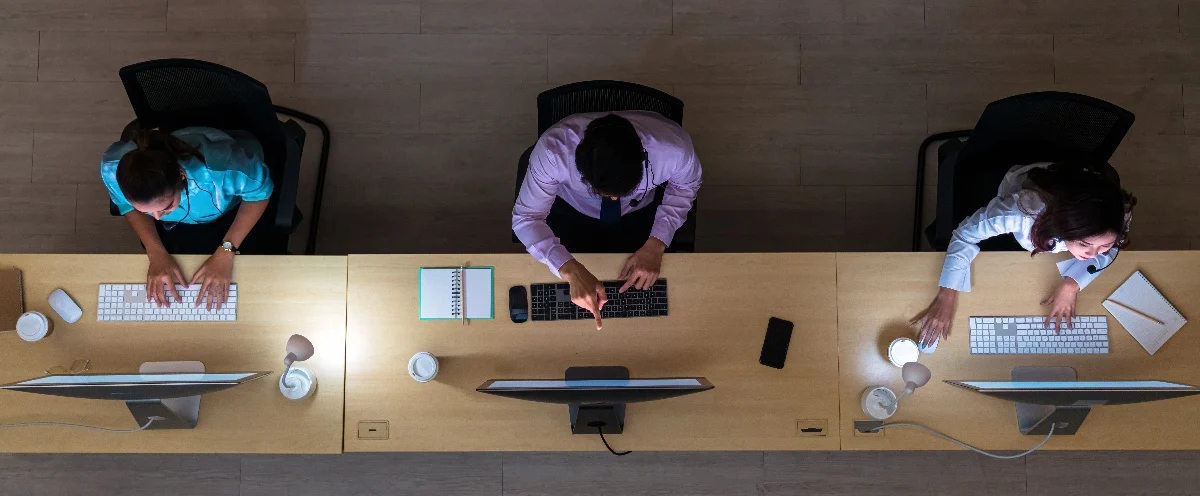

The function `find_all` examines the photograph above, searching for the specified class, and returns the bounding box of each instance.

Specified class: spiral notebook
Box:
[1102,270,1187,355]
[419,266,494,321]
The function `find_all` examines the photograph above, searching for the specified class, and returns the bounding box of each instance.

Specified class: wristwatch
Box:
[220,240,240,255]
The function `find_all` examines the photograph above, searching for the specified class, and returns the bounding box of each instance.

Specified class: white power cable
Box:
[0,416,165,433]
[867,422,1055,460]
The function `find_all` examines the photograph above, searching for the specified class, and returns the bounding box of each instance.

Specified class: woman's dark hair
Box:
[574,114,645,197]
[115,129,203,204]
[1024,162,1136,255]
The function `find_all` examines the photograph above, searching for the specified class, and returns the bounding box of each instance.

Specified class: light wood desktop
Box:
[838,251,1200,450]
[0,255,347,454]
[345,253,839,451]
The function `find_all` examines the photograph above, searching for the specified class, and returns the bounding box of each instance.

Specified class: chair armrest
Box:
[274,120,304,233]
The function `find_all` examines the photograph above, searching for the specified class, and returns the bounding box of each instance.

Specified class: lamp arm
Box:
[282,353,297,388]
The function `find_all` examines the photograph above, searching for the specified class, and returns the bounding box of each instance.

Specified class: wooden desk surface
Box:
[0,255,347,454]
[838,251,1200,450]
[345,253,839,451]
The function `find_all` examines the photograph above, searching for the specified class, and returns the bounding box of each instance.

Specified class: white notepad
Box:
[1102,270,1187,355]
[419,267,494,320]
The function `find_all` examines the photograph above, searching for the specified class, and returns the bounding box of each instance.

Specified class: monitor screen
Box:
[15,373,259,386]
[484,378,704,389]
[958,380,1193,390]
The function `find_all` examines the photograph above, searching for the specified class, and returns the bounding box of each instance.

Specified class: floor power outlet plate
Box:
[795,419,828,437]
[853,420,885,437]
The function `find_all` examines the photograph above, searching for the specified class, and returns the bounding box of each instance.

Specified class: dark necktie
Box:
[600,197,621,225]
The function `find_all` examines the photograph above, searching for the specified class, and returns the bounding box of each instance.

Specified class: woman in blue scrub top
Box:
[101,127,274,310]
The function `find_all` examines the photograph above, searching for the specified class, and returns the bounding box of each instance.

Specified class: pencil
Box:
[460,265,466,326]
[1106,299,1165,326]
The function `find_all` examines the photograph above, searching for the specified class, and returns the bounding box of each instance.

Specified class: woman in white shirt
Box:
[912,161,1136,347]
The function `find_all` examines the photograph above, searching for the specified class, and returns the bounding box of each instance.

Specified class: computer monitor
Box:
[477,366,713,434]
[946,366,1200,435]
[0,371,270,430]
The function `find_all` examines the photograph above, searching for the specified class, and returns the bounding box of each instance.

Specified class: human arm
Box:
[191,148,274,310]
[919,193,1031,342]
[512,142,576,277]
[618,141,700,292]
[125,213,186,307]
[938,193,1032,293]
[646,145,702,249]
[559,260,608,330]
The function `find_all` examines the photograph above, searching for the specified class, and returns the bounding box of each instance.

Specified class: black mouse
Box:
[509,286,528,323]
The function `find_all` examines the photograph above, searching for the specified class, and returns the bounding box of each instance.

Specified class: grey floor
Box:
[1,450,1198,496]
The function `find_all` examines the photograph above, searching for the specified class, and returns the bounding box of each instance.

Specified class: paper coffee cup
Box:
[408,352,439,382]
[16,311,51,342]
[888,337,919,367]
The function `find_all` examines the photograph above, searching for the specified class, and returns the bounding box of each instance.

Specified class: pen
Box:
[460,265,466,326]
[1106,299,1165,326]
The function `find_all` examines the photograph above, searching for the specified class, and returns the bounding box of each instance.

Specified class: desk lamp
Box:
[862,362,932,420]
[279,334,317,400]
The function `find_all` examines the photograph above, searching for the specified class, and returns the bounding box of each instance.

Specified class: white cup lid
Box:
[888,338,920,367]
[409,352,438,381]
[16,312,48,342]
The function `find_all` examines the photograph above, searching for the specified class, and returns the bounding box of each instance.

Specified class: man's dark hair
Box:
[575,114,645,197]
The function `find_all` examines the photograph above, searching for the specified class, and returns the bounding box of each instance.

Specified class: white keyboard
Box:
[97,283,237,322]
[969,315,1108,355]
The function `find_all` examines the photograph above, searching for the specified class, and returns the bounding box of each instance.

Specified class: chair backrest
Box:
[948,91,1133,247]
[536,81,683,135]
[118,59,287,183]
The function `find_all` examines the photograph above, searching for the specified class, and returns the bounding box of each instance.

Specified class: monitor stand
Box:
[566,366,628,435]
[1012,366,1090,436]
[126,361,205,430]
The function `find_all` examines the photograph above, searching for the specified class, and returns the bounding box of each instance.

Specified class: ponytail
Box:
[115,129,204,203]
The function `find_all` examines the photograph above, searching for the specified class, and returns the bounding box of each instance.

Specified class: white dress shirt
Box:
[938,162,1116,292]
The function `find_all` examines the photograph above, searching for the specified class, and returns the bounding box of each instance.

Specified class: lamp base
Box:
[861,386,898,420]
[280,366,317,400]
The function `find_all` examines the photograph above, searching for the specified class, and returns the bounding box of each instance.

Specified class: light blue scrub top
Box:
[100,127,274,224]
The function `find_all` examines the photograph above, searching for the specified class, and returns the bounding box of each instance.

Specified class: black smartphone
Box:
[509,286,529,323]
[759,317,794,369]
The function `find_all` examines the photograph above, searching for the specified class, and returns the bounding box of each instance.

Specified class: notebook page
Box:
[463,268,494,319]
[1104,271,1187,355]
[419,268,460,320]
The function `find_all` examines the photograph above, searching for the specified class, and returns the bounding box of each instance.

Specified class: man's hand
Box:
[1042,277,1080,333]
[191,249,235,311]
[619,237,666,293]
[559,260,607,329]
[146,249,186,307]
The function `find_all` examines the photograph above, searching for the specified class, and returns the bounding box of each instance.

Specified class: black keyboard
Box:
[530,279,668,322]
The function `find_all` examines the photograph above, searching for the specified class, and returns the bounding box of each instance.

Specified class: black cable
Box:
[590,421,631,456]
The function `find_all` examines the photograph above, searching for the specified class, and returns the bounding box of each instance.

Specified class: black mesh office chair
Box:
[914,91,1135,252]
[109,58,331,255]
[512,80,697,252]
